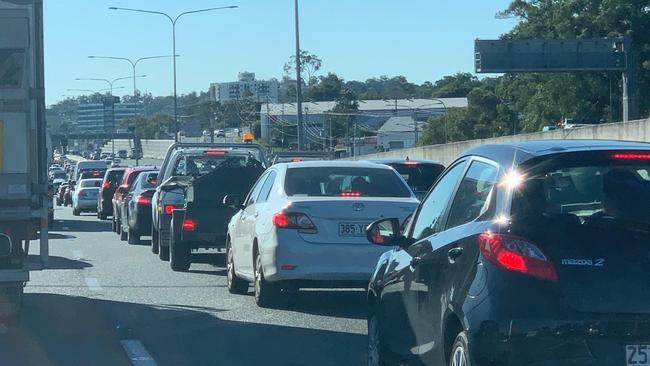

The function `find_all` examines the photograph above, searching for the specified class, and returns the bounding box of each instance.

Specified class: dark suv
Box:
[366,140,650,366]
[97,167,125,220]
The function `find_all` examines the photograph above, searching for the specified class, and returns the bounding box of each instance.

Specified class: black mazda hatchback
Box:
[366,140,650,366]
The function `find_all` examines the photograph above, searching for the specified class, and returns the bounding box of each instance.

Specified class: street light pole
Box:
[108,6,238,143]
[294,0,304,151]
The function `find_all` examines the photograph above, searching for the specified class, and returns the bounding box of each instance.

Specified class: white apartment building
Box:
[209,72,279,103]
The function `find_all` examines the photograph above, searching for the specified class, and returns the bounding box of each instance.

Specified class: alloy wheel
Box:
[451,344,467,366]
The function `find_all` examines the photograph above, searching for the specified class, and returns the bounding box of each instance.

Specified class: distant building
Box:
[209,72,279,103]
[260,98,468,148]
[76,99,136,132]
[377,116,424,150]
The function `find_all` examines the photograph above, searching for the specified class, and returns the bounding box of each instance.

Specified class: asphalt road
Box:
[5,204,368,366]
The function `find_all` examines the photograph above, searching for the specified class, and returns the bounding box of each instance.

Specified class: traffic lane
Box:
[40,206,368,365]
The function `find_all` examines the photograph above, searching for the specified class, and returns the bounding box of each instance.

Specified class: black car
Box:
[97,167,126,220]
[121,171,158,244]
[366,140,650,366]
[117,150,128,159]
[365,158,445,200]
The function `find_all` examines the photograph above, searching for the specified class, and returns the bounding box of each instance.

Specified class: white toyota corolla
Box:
[225,161,419,307]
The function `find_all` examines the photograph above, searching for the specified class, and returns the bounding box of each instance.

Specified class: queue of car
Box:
[57,139,650,366]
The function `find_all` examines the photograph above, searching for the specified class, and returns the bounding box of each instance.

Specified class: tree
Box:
[306,73,345,101]
[431,73,481,98]
[331,87,359,141]
[283,50,323,84]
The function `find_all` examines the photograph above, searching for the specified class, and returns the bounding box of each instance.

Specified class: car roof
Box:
[125,166,158,173]
[364,158,444,166]
[280,160,395,170]
[461,139,650,166]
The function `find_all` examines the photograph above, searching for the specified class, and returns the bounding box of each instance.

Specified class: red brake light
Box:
[403,161,418,165]
[272,212,316,230]
[612,153,650,160]
[205,150,226,155]
[340,191,361,197]
[136,195,151,205]
[182,219,196,231]
[291,158,303,162]
[164,204,176,214]
[102,181,109,188]
[93,171,101,176]
[478,232,558,282]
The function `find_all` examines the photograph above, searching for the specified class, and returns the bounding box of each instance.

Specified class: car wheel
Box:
[119,223,128,241]
[111,216,117,232]
[169,223,190,271]
[127,227,140,245]
[226,240,248,294]
[96,210,100,219]
[367,312,388,366]
[72,208,80,216]
[151,225,159,254]
[159,243,169,261]
[449,331,471,366]
[99,211,108,220]
[254,251,283,308]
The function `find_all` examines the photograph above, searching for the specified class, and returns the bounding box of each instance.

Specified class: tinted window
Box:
[285,167,411,197]
[411,161,467,240]
[247,172,269,206]
[512,155,650,226]
[106,170,125,185]
[80,179,102,188]
[174,154,261,178]
[446,161,499,229]
[257,171,277,203]
[389,163,445,193]
[140,173,158,189]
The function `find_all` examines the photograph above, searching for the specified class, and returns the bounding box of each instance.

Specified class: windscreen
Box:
[389,163,445,193]
[106,170,125,185]
[285,167,412,198]
[80,179,102,188]
[512,153,650,226]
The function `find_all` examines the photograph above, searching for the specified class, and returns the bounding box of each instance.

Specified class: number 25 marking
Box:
[594,258,605,267]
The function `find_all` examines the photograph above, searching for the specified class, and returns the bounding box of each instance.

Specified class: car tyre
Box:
[99,211,108,220]
[226,240,248,294]
[159,244,169,261]
[254,251,283,308]
[119,223,128,241]
[111,216,117,232]
[72,208,80,216]
[169,223,190,271]
[127,227,140,245]
[151,225,160,254]
[449,331,471,366]
[368,312,388,366]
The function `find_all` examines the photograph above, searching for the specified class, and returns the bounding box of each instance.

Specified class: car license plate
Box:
[626,345,650,365]
[338,222,367,237]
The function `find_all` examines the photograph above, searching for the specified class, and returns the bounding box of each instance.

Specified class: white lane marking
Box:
[72,250,83,260]
[84,277,103,292]
[120,339,157,366]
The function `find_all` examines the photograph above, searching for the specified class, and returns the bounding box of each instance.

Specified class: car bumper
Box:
[468,315,650,366]
[260,230,388,284]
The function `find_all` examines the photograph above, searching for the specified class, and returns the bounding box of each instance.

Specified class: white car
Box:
[225,161,419,307]
[72,178,102,216]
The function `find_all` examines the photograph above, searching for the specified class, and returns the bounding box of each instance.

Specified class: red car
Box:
[112,166,158,236]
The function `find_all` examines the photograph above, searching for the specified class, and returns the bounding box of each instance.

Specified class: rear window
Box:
[80,169,106,179]
[174,155,261,178]
[512,152,650,226]
[388,163,445,193]
[285,167,412,198]
[141,173,158,189]
[80,179,102,188]
[106,170,125,184]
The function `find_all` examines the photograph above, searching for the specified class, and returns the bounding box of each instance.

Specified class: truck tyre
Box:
[72,208,80,216]
[227,240,248,294]
[254,251,284,308]
[170,224,190,271]
[151,225,160,254]
[119,224,128,241]
[127,227,140,245]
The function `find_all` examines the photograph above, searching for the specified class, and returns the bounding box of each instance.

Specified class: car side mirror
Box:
[366,218,407,248]
[223,194,244,209]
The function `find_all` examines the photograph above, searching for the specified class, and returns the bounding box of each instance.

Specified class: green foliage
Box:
[331,87,359,139]
[431,73,481,98]
[120,113,173,139]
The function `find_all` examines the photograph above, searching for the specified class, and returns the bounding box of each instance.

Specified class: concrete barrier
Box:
[351,118,650,166]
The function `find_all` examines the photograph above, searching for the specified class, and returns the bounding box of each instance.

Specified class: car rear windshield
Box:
[174,155,262,178]
[141,173,158,189]
[80,170,106,179]
[388,163,445,193]
[106,170,125,184]
[80,179,102,188]
[512,152,650,226]
[285,167,412,197]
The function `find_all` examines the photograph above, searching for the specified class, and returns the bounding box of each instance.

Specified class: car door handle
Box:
[448,247,463,263]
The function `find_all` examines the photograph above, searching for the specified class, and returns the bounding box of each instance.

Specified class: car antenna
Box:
[405,156,410,161]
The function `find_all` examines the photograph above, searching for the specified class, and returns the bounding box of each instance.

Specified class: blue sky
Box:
[44,0,517,105]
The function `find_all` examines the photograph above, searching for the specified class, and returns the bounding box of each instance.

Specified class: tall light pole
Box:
[76,75,146,157]
[294,0,304,151]
[109,5,238,142]
[88,55,176,165]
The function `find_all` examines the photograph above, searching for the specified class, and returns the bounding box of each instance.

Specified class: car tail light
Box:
[291,158,303,162]
[403,161,418,165]
[182,219,196,231]
[478,232,558,282]
[102,181,109,188]
[340,191,361,197]
[611,152,650,160]
[136,195,151,205]
[164,204,180,215]
[272,212,316,230]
